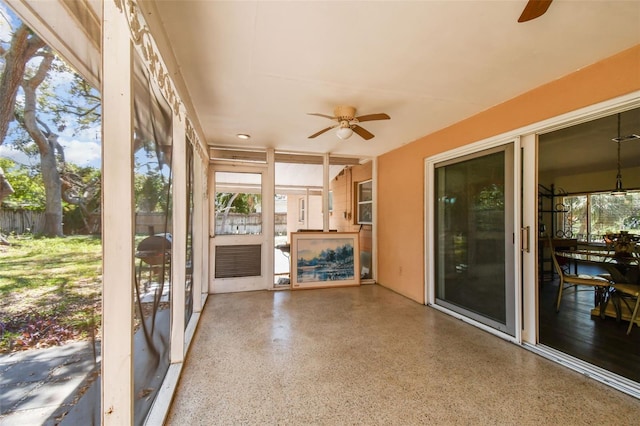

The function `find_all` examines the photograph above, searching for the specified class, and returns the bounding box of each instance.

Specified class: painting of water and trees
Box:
[291,232,360,289]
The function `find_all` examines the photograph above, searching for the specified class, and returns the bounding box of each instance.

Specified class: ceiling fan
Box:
[307,105,390,141]
[518,0,553,23]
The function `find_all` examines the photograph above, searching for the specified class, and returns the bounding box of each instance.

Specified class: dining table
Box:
[555,249,639,285]
[555,249,639,323]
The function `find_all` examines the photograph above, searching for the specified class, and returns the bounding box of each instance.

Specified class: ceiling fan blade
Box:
[355,113,390,122]
[352,125,375,140]
[518,0,553,23]
[307,113,336,120]
[308,126,336,139]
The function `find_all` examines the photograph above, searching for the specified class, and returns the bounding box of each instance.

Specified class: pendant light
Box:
[611,113,627,196]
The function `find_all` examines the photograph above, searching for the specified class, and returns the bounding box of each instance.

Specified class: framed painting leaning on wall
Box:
[290,232,360,289]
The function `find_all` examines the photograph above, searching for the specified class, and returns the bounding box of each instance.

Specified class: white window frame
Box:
[298,198,305,222]
[357,179,373,225]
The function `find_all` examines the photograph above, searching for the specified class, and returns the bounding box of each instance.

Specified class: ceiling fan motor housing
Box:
[334,105,356,121]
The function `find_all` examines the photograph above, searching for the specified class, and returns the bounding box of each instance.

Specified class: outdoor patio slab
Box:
[0,341,100,424]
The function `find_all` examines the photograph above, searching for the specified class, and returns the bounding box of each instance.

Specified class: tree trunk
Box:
[21,48,63,237]
[40,147,63,237]
[0,166,15,204]
[0,25,45,145]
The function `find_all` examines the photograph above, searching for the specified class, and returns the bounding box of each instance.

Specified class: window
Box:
[357,180,373,224]
[561,190,640,242]
[561,195,587,240]
[214,172,262,235]
[298,198,305,222]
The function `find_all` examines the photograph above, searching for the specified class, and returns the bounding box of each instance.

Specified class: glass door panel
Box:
[212,170,266,292]
[132,52,173,423]
[185,139,194,325]
[273,159,325,288]
[435,145,515,335]
[214,171,262,235]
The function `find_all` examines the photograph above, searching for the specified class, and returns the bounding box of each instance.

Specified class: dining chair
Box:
[549,239,611,314]
[610,283,640,335]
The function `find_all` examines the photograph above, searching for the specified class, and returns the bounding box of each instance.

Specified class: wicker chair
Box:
[549,238,611,314]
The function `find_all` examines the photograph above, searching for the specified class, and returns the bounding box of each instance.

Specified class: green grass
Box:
[0,235,102,352]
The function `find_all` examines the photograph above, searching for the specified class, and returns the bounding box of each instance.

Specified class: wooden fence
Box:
[1,210,289,236]
[0,209,45,235]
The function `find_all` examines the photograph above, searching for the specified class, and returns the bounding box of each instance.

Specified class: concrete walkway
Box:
[1,307,168,425]
[0,341,100,426]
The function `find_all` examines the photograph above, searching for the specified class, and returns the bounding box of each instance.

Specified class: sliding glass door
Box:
[434,144,516,335]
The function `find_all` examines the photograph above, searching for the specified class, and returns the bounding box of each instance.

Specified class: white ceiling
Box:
[139,0,640,161]
[11,0,639,182]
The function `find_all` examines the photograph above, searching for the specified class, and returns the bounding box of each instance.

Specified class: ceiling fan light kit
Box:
[307,105,390,141]
[611,113,640,195]
[336,124,354,140]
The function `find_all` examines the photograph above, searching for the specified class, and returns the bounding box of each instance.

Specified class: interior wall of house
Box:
[329,162,372,232]
[548,165,640,194]
[376,44,640,303]
[330,162,374,279]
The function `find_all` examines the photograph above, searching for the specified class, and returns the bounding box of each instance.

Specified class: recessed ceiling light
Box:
[236,133,251,140]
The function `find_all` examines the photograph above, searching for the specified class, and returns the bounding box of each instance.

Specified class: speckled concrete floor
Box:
[167,285,640,425]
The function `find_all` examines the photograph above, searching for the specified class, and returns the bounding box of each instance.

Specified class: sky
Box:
[297,238,353,261]
[0,1,102,170]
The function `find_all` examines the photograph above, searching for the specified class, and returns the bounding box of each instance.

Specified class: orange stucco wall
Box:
[377,45,640,303]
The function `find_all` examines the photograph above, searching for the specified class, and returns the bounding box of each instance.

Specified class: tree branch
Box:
[21,49,55,155]
[55,102,101,119]
[35,116,53,137]
[0,24,44,144]
[23,46,53,90]
[52,135,65,165]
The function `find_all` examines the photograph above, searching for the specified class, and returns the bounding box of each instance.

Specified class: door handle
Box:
[521,226,530,253]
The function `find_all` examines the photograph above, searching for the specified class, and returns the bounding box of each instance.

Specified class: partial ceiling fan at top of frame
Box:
[518,0,553,23]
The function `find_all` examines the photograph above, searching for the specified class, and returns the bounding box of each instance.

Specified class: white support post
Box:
[207,168,215,294]
[304,188,309,230]
[265,149,275,288]
[323,153,330,232]
[203,159,210,301]
[202,160,210,301]
[170,117,186,362]
[372,157,378,283]
[102,2,134,424]
[521,134,538,344]
[192,154,204,313]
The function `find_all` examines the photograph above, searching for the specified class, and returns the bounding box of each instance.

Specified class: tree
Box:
[135,171,169,213]
[0,157,44,209]
[61,164,101,234]
[0,164,14,205]
[0,16,101,236]
[0,24,43,144]
[214,192,261,233]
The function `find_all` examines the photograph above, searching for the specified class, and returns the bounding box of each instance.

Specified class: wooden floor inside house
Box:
[539,264,640,384]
